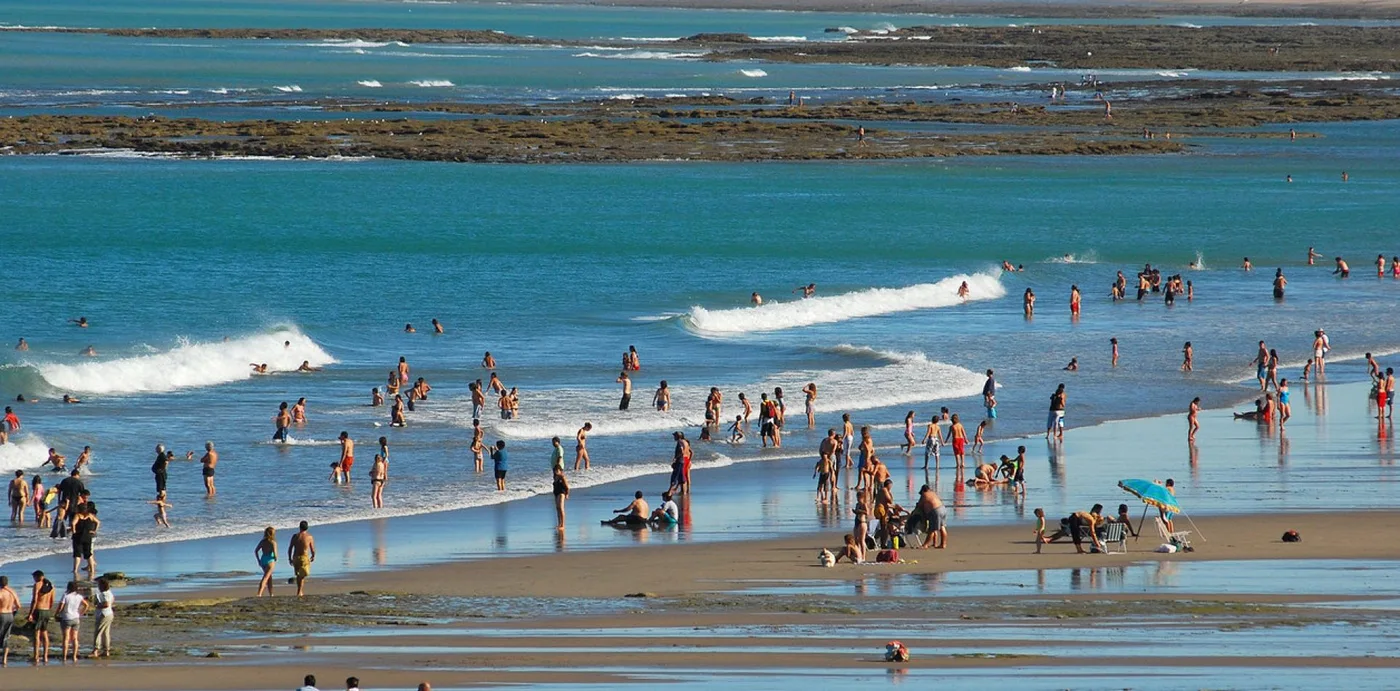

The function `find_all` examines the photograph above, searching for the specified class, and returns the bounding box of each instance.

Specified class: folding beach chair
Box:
[1101,522,1127,554]
[1154,517,1193,552]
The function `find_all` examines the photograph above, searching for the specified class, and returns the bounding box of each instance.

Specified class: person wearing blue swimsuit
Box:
[255,527,277,597]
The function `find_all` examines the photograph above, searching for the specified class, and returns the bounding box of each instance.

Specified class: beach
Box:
[3,0,1400,687]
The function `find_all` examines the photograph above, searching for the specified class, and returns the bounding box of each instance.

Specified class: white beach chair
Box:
[1101,522,1127,554]
[1154,517,1193,552]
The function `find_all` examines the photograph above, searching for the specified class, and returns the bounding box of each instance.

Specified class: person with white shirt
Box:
[90,577,115,658]
[650,491,680,527]
[344,677,361,691]
[297,674,321,691]
[57,580,89,662]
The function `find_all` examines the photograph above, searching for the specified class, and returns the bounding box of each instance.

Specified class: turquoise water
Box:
[3,118,1400,566]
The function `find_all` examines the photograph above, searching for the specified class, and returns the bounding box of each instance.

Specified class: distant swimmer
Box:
[1001,260,1015,272]
[628,345,640,371]
[1333,256,1350,278]
[751,292,763,306]
[1064,358,1079,372]
[284,340,291,348]
[1069,285,1081,317]
[1393,257,1400,279]
[390,395,406,427]
[1242,257,1252,271]
[297,361,321,373]
[1307,247,1321,265]
[1378,254,1388,277]
[75,446,90,472]
[43,449,66,471]
[371,387,383,407]
[398,356,410,384]
[1273,269,1287,299]
[1023,288,1036,317]
[404,323,416,333]
[62,394,81,404]
[250,363,269,374]
[1286,174,1293,183]
[431,318,444,334]
[574,422,592,470]
[80,346,97,357]
[1342,171,1349,182]
[1110,337,1119,367]
[957,281,970,299]
[794,283,816,299]
[15,338,27,351]
[292,397,307,424]
[1182,341,1193,372]
[488,371,504,394]
[69,317,88,328]
[482,352,496,369]
[1290,128,1296,141]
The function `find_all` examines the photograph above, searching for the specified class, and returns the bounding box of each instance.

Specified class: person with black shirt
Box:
[71,503,100,578]
[151,448,169,494]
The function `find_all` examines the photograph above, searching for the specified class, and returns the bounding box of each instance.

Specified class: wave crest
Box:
[682,272,1005,335]
[30,327,335,395]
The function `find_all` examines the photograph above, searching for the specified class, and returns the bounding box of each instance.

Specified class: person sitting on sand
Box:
[835,534,862,564]
[649,491,679,527]
[1233,399,1265,421]
[602,491,649,528]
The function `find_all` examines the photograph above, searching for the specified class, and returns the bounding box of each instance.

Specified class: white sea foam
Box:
[323,39,392,48]
[416,345,984,441]
[752,35,808,42]
[1156,71,1188,78]
[835,26,859,34]
[410,79,454,87]
[680,272,1005,335]
[1008,66,1033,72]
[357,80,384,88]
[30,327,335,395]
[0,435,51,472]
[1043,251,1099,265]
[739,68,768,78]
[1176,22,1203,28]
[274,85,303,93]
[572,50,707,60]
[618,36,682,42]
[1191,251,1207,270]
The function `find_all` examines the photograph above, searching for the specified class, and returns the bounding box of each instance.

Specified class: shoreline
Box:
[499,0,1400,20]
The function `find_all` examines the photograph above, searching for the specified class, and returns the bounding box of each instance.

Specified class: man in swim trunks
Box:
[0,574,19,665]
[1069,285,1081,317]
[1047,384,1066,440]
[945,414,968,468]
[1384,368,1396,419]
[28,570,54,663]
[912,485,947,549]
[338,432,354,483]
[289,521,316,597]
[602,491,649,527]
[616,371,632,411]
[273,402,291,442]
[200,441,218,497]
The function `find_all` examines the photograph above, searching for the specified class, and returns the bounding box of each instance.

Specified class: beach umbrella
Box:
[1117,478,1193,541]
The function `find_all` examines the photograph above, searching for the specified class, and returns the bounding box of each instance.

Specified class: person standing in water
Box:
[552,467,569,529]
[1069,285,1081,318]
[1273,269,1287,299]
[802,383,817,429]
[1047,384,1066,441]
[1182,342,1193,372]
[1312,331,1328,377]
[255,527,277,597]
[273,403,291,443]
[370,454,387,508]
[1334,257,1350,277]
[8,470,29,526]
[627,346,640,371]
[289,521,315,597]
[337,432,354,484]
[653,381,670,412]
[574,423,592,470]
[200,442,218,497]
[1111,337,1119,367]
[616,371,632,411]
[1023,288,1035,317]
[982,370,997,418]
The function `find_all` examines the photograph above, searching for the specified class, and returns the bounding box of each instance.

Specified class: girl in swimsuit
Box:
[255,527,277,597]
[370,455,387,508]
[900,411,916,453]
[802,383,817,430]
[1277,379,1292,429]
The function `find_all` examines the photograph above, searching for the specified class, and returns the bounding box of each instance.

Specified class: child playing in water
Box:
[728,415,744,443]
[972,420,987,452]
[330,461,343,484]
[149,490,172,528]
[1302,358,1313,382]
[1033,507,1047,554]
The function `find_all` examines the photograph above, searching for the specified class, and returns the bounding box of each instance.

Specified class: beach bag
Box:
[1282,530,1301,542]
[875,549,899,563]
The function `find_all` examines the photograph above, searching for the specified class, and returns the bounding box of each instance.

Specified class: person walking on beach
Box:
[200,442,218,497]
[1188,397,1201,443]
[254,527,277,597]
[370,454,387,508]
[1251,341,1269,390]
[56,580,87,663]
[900,411,917,454]
[551,467,569,530]
[289,521,315,597]
[574,423,591,470]
[491,441,509,491]
[90,577,114,659]
[616,371,632,410]
[1047,384,1066,441]
[273,402,291,442]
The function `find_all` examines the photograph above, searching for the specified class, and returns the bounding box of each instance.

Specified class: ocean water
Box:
[2,0,1400,569]
[2,115,1399,566]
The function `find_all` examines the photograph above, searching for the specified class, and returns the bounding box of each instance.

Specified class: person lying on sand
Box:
[1233,399,1265,420]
